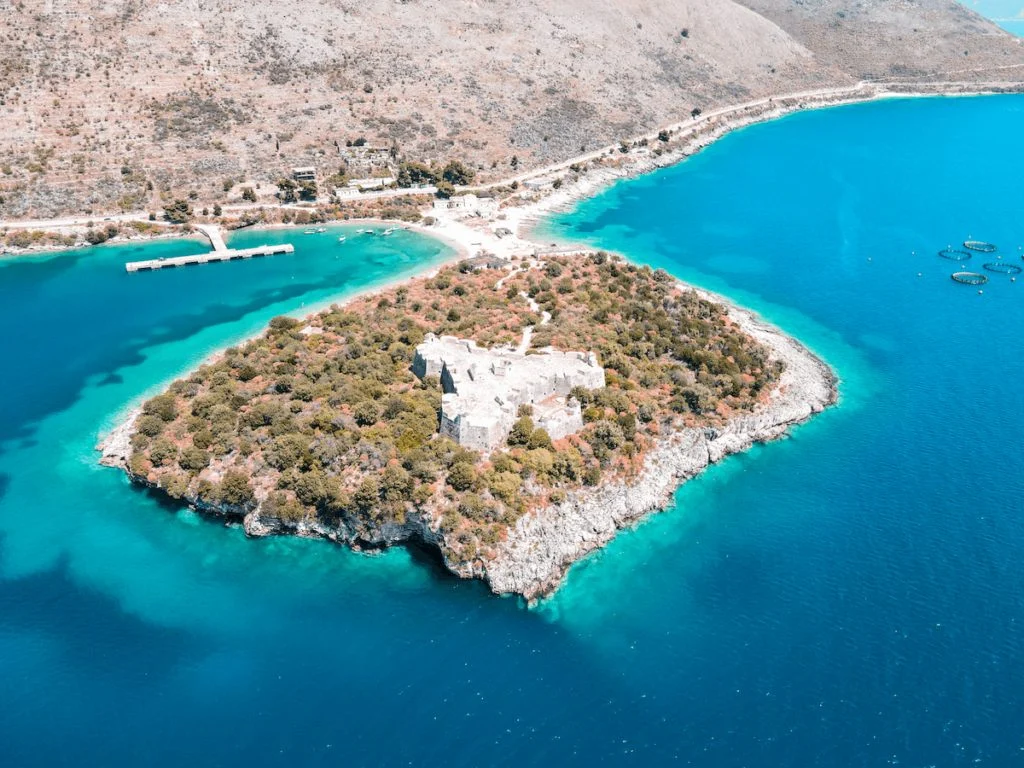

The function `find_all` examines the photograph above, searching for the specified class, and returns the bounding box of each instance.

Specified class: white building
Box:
[412,334,605,452]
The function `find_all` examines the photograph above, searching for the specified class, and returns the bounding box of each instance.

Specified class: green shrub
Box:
[178,447,210,472]
[446,462,476,491]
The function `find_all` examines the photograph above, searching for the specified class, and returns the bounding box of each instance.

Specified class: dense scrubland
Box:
[126,253,781,560]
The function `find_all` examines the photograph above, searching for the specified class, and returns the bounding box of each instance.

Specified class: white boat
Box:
[316,227,327,233]
[337,236,347,243]
[382,227,396,236]
[303,229,316,234]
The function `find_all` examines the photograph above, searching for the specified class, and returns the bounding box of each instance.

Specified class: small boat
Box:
[303,229,316,234]
[382,227,397,236]
[316,227,327,233]
[337,236,347,243]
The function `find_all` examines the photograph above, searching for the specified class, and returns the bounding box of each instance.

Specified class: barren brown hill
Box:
[1,0,1022,217]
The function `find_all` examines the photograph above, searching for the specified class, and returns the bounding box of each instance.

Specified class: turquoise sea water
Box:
[3,96,1024,765]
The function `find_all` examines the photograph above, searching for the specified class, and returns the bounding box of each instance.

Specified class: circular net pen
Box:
[963,240,998,253]
[983,262,1022,275]
[938,248,972,261]
[951,271,988,285]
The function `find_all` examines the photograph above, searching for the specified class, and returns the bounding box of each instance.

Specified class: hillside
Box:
[1,0,1022,217]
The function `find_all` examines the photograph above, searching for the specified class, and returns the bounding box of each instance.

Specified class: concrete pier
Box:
[125,225,294,272]
[125,243,294,272]
[196,223,228,252]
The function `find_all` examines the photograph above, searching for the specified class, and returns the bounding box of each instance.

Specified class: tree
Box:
[178,447,210,472]
[381,465,413,502]
[212,203,222,216]
[397,161,439,187]
[527,428,553,450]
[298,180,318,201]
[441,160,475,186]
[148,437,177,467]
[446,461,476,491]
[353,400,381,427]
[263,492,306,522]
[354,476,380,512]
[143,393,178,422]
[85,227,111,245]
[163,199,192,223]
[293,470,328,506]
[241,186,257,202]
[435,181,455,199]
[136,414,165,438]
[486,471,521,504]
[266,433,310,470]
[220,470,255,506]
[277,178,298,203]
[507,415,534,447]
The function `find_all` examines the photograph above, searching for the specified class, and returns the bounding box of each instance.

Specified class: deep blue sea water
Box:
[3,96,1024,766]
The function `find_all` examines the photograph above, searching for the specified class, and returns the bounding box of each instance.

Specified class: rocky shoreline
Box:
[100,277,836,602]
[479,289,837,600]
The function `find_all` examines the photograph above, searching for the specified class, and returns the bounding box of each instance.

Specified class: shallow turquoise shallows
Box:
[4,95,1024,766]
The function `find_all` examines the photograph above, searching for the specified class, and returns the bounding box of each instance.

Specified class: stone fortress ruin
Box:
[412,334,606,452]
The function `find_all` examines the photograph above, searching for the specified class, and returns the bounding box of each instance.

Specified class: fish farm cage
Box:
[938,248,972,261]
[963,240,998,253]
[982,262,1022,275]
[951,271,988,285]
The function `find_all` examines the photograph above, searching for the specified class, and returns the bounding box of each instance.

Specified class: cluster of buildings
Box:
[412,334,605,452]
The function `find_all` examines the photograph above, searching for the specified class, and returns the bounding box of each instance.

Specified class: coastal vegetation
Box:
[125,253,782,563]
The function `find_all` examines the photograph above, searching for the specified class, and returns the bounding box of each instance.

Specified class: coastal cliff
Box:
[100,256,835,601]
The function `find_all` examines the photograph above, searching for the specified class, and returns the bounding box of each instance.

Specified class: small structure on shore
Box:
[412,334,605,451]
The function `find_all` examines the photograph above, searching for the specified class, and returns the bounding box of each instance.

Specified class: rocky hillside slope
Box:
[1,0,1021,216]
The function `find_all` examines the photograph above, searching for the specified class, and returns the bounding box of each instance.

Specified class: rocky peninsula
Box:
[101,251,835,600]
